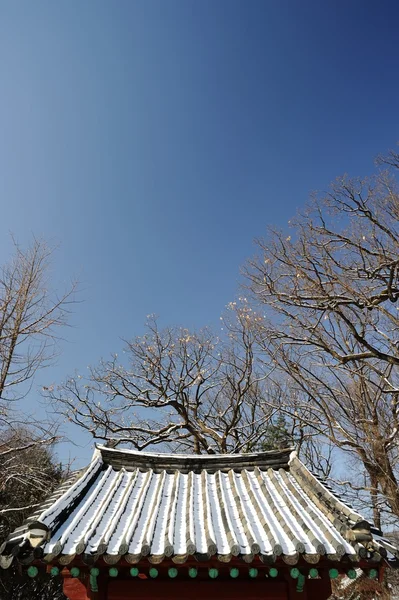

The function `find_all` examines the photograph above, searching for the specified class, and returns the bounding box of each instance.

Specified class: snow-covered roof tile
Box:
[1,445,397,567]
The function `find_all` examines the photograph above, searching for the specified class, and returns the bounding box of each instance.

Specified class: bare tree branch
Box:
[49,305,281,454]
[245,151,399,524]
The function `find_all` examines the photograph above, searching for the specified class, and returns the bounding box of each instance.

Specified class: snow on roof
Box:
[1,445,397,568]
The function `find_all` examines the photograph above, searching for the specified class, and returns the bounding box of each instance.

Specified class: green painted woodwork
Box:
[50,567,59,577]
[168,568,178,578]
[130,567,139,577]
[27,566,38,578]
[209,568,219,579]
[309,568,318,579]
[230,568,239,578]
[269,568,278,578]
[329,569,339,579]
[249,568,258,578]
[109,568,118,578]
[296,573,305,593]
[149,568,159,579]
[90,567,100,593]
[70,567,80,578]
[188,567,198,578]
[369,569,378,579]
[90,576,98,592]
[290,568,300,579]
[347,569,357,580]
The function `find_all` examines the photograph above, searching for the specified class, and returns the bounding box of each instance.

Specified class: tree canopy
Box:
[0,238,74,599]
[50,307,283,454]
[245,149,399,525]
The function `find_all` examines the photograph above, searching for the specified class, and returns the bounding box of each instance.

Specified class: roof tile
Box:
[1,445,397,567]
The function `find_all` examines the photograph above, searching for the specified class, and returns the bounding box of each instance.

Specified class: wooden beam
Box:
[107,579,287,600]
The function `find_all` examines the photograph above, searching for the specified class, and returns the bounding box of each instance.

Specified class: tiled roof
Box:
[1,445,398,568]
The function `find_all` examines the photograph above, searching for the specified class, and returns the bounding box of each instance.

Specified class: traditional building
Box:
[1,445,397,599]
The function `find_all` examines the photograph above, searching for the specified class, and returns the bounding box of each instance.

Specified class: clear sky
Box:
[1,0,398,466]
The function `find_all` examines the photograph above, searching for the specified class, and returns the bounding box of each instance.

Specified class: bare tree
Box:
[0,238,75,510]
[49,304,278,454]
[244,149,399,524]
[0,238,75,401]
[0,238,74,599]
[0,427,63,540]
[0,568,65,600]
[0,429,66,600]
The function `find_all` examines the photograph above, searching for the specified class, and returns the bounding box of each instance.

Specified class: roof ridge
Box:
[96,443,296,459]
[97,445,296,473]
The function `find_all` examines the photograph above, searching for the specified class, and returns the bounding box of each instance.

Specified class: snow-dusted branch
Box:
[245,153,399,525]
[49,306,278,454]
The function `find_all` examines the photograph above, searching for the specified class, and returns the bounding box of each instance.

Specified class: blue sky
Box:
[1,0,398,466]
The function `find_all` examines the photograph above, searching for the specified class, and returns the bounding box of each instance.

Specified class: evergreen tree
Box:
[261,413,294,451]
